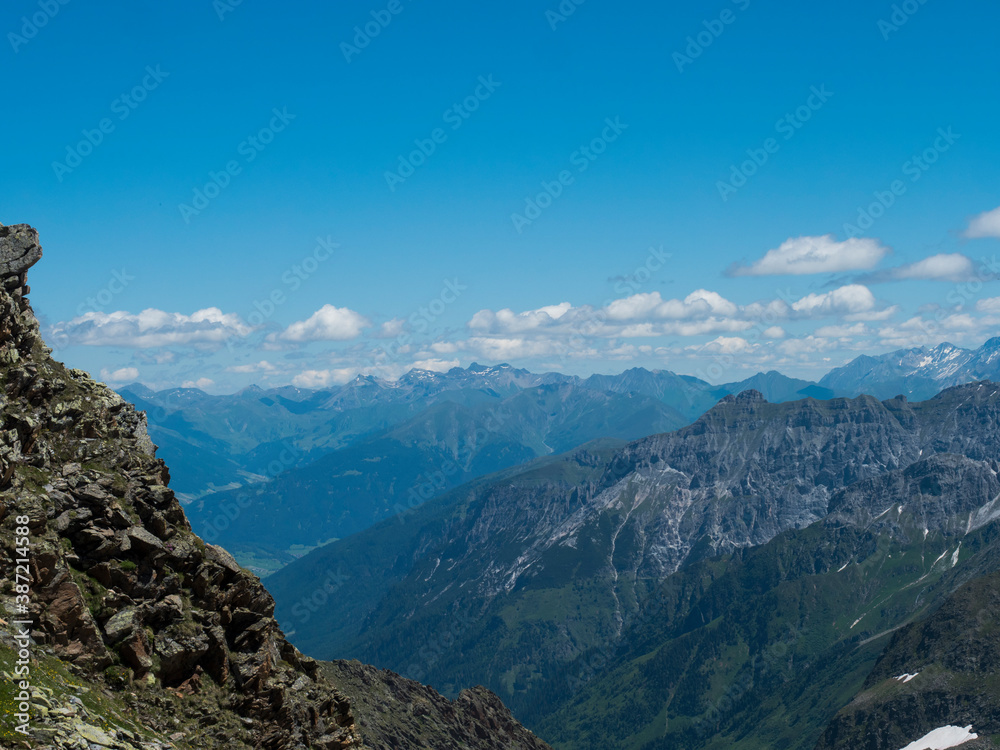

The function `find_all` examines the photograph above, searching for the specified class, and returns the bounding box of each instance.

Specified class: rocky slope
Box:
[815,570,1000,750]
[321,661,551,750]
[0,224,551,749]
[535,448,1000,748]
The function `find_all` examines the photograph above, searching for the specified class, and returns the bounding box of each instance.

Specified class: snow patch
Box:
[837,561,850,573]
[951,542,961,568]
[897,725,978,750]
[894,672,919,683]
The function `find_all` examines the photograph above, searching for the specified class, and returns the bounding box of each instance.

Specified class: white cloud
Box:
[377,318,407,338]
[730,235,890,276]
[291,368,359,388]
[976,297,1000,314]
[410,358,461,373]
[848,305,899,322]
[791,284,878,317]
[100,366,139,383]
[466,337,562,360]
[468,303,572,333]
[181,377,215,390]
[762,326,786,339]
[964,205,1000,239]
[873,253,977,282]
[279,305,370,342]
[605,290,738,321]
[779,336,831,356]
[814,323,870,338]
[226,360,278,374]
[698,336,753,355]
[51,308,252,349]
[605,343,659,359]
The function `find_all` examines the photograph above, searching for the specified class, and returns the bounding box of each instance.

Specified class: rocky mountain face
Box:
[816,570,1000,750]
[0,225,551,749]
[537,450,1000,749]
[820,339,1000,400]
[267,377,1000,745]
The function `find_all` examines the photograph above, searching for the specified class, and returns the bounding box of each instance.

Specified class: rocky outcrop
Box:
[0,223,42,286]
[0,223,362,748]
[321,661,551,750]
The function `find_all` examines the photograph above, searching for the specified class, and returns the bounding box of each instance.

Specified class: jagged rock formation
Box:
[322,661,552,750]
[0,222,550,749]
[0,223,362,747]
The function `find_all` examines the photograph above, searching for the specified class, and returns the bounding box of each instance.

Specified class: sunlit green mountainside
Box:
[265,382,1000,749]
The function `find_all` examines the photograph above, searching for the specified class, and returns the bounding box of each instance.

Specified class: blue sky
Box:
[2,0,999,392]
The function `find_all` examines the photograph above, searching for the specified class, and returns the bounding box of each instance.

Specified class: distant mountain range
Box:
[118,337,1000,573]
[120,364,833,572]
[266,381,1000,749]
[819,337,1000,399]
